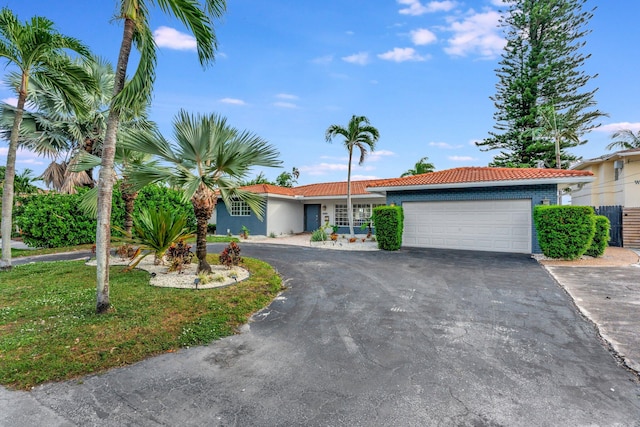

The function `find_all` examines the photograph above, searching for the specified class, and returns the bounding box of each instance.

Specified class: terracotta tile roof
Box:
[294,179,382,197]
[368,167,593,188]
[238,184,297,196]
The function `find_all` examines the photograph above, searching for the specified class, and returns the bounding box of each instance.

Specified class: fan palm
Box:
[123,110,281,274]
[401,157,435,177]
[606,129,640,151]
[325,115,380,236]
[94,0,226,313]
[0,8,94,270]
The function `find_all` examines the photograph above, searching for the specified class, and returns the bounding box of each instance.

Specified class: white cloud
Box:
[378,47,428,62]
[0,148,45,165]
[367,150,395,162]
[448,155,478,162]
[273,102,298,109]
[411,28,437,45]
[398,0,457,16]
[429,141,461,149]
[276,93,298,100]
[351,174,381,181]
[346,31,355,36]
[594,122,640,133]
[2,97,17,106]
[219,98,246,105]
[299,163,348,176]
[311,55,334,65]
[153,26,197,51]
[342,52,370,65]
[444,11,505,59]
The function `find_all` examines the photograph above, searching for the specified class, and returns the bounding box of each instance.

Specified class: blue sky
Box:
[2,0,639,185]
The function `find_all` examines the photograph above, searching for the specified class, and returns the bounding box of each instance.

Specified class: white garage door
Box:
[403,200,532,253]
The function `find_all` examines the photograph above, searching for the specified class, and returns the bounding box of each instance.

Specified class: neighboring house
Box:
[215,180,385,237]
[570,148,640,207]
[217,167,594,253]
[571,148,640,248]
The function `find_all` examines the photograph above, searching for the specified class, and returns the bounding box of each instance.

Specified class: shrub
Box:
[207,223,216,234]
[585,215,610,258]
[13,183,194,249]
[310,228,327,242]
[373,205,404,251]
[533,205,596,260]
[116,208,195,267]
[14,190,111,248]
[219,241,242,268]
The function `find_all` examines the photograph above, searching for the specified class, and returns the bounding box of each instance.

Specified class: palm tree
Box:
[325,115,380,237]
[123,110,281,274]
[401,157,435,177]
[606,129,640,151]
[0,8,93,270]
[94,0,226,313]
[1,57,121,193]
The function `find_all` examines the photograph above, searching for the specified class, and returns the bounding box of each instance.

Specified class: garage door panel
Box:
[403,200,532,253]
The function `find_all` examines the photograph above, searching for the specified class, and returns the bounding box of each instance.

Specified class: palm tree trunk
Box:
[192,186,215,274]
[95,18,135,313]
[347,148,354,237]
[0,85,26,270]
[121,183,138,235]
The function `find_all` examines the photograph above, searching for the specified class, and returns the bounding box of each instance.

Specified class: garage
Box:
[402,199,532,253]
[366,166,596,254]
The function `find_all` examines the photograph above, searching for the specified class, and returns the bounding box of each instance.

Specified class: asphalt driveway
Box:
[2,246,640,426]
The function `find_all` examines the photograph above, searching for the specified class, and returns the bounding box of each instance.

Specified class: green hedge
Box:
[533,205,596,260]
[14,183,195,248]
[585,215,610,258]
[373,205,403,251]
[14,189,111,248]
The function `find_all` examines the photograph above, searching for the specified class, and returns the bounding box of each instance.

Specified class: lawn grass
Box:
[3,243,96,259]
[2,238,234,259]
[205,235,239,243]
[0,254,282,390]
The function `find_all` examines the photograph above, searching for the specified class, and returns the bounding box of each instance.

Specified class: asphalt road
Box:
[2,245,640,426]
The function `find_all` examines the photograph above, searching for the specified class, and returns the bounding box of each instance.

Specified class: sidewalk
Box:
[0,238,31,250]
[541,248,640,375]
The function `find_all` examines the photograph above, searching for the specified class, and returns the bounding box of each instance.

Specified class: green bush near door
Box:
[373,205,404,251]
[533,205,598,260]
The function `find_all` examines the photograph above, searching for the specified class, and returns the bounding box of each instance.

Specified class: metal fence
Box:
[593,205,623,247]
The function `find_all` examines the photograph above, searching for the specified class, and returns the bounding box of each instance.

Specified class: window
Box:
[335,204,349,226]
[230,200,251,216]
[334,203,385,227]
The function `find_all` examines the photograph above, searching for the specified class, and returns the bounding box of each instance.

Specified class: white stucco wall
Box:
[622,160,640,207]
[571,155,640,207]
[266,198,304,235]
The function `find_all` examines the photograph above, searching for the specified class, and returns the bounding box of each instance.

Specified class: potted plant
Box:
[240,225,250,239]
[330,224,339,241]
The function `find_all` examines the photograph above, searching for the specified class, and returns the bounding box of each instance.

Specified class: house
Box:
[216,167,594,253]
[570,148,640,247]
[215,180,385,236]
[570,148,640,207]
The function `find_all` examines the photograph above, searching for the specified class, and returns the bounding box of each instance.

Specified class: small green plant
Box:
[269,232,277,238]
[196,271,212,285]
[311,228,328,242]
[240,225,250,239]
[114,208,195,268]
[585,215,610,258]
[219,241,242,268]
[207,223,216,235]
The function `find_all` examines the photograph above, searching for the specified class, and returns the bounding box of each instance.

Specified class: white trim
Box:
[367,176,594,193]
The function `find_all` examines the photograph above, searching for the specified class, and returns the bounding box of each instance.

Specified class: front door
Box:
[304,204,321,232]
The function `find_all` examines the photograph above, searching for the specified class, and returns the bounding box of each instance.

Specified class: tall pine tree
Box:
[477,0,605,168]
